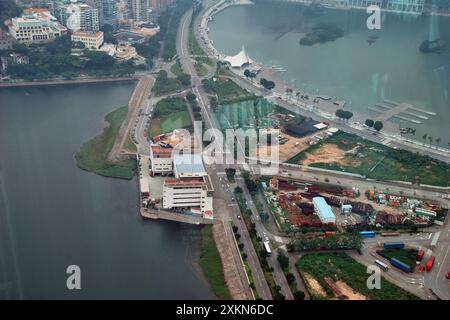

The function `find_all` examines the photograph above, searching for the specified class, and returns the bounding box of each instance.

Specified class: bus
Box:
[375,259,389,272]
[263,241,271,256]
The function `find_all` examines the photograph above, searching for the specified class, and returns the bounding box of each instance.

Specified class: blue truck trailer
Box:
[359,231,376,238]
[390,258,412,273]
[383,242,405,249]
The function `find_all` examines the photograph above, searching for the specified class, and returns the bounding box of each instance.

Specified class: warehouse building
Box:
[312,196,336,224]
[161,153,213,218]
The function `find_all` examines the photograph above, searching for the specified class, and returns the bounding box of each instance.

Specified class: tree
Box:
[373,121,383,132]
[238,243,244,250]
[234,186,243,194]
[176,73,191,87]
[422,133,428,146]
[335,109,353,121]
[277,250,289,270]
[225,168,236,181]
[244,69,251,79]
[293,290,305,300]
[186,92,197,102]
[260,78,275,90]
[365,119,374,128]
[286,273,296,284]
[435,137,441,149]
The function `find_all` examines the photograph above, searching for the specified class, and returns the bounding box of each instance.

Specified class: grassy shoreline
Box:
[75,106,136,180]
[199,225,232,300]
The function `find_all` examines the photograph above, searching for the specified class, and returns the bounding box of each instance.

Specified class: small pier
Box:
[141,208,214,225]
[368,100,436,125]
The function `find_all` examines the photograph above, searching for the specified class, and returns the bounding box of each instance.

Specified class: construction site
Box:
[262,176,448,234]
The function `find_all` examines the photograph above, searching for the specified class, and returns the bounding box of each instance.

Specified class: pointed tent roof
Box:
[224,45,253,68]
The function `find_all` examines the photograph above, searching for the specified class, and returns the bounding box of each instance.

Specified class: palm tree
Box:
[435,137,441,149]
[428,136,433,147]
[422,133,428,146]
[296,91,300,103]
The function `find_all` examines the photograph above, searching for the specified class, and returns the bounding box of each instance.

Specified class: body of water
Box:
[0,82,215,299]
[209,2,450,143]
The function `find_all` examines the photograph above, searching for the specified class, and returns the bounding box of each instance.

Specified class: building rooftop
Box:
[224,45,253,68]
[285,119,321,137]
[164,175,213,191]
[151,145,173,158]
[173,153,205,176]
[312,197,335,221]
[72,31,103,38]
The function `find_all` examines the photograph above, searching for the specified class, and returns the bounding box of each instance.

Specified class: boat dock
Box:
[140,208,214,225]
[368,100,436,124]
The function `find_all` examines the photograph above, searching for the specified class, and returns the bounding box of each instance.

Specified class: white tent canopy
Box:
[223,46,253,68]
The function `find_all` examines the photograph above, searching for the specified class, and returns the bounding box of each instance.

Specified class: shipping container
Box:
[383,242,405,249]
[426,256,435,272]
[416,250,424,262]
[390,258,412,273]
[380,232,401,237]
[359,231,376,238]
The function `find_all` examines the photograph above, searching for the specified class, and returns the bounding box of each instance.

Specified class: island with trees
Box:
[419,39,446,54]
[300,23,344,46]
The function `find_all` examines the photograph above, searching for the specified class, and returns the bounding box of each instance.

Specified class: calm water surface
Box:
[0,82,214,299]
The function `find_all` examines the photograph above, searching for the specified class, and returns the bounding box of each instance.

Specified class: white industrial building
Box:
[312,197,336,224]
[149,145,173,175]
[162,176,214,215]
[161,153,214,218]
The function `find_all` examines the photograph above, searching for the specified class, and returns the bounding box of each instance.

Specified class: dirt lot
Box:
[257,131,327,162]
[335,281,367,300]
[303,143,347,166]
[303,272,327,297]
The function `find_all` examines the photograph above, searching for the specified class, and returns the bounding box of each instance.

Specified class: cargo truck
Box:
[425,256,435,272]
[380,232,400,237]
[383,242,405,249]
[390,258,412,273]
[360,230,376,238]
[416,250,424,262]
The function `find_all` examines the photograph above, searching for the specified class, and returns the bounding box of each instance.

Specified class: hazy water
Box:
[0,82,214,299]
[209,3,450,142]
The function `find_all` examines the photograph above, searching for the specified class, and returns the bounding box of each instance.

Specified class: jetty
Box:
[140,208,214,225]
[368,100,436,125]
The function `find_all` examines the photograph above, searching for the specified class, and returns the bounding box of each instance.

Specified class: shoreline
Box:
[198,0,450,163]
[0,76,139,88]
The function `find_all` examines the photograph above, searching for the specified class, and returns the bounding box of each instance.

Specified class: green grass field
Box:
[202,78,255,105]
[75,106,135,180]
[152,70,181,95]
[297,252,418,300]
[287,131,450,186]
[199,225,232,300]
[148,97,193,137]
[188,28,214,66]
[378,249,418,269]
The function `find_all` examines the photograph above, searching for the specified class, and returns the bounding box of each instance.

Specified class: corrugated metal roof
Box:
[173,153,205,175]
[312,197,335,221]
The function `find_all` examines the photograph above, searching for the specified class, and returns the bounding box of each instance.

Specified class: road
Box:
[177,9,273,299]
[235,175,294,299]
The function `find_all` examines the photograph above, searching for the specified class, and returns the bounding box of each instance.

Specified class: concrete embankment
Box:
[0,76,138,88]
